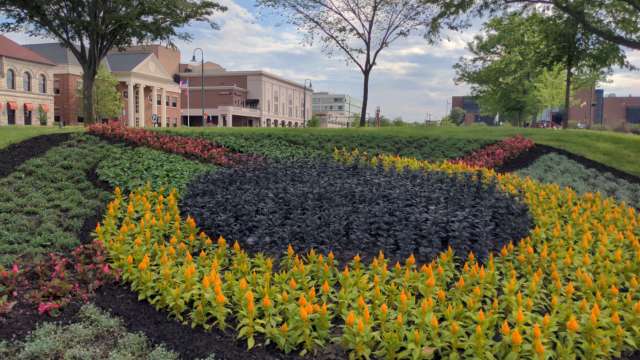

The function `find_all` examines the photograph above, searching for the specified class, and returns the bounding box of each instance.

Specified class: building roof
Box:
[23,43,80,66]
[105,53,151,72]
[0,36,56,66]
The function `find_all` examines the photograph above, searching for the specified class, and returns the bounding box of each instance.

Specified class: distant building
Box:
[571,89,640,131]
[451,96,494,125]
[0,35,56,126]
[312,92,362,128]
[27,43,182,127]
[178,62,312,128]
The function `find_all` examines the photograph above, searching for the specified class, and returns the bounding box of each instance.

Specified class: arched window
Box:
[23,72,32,92]
[266,119,271,127]
[6,69,15,90]
[39,74,47,93]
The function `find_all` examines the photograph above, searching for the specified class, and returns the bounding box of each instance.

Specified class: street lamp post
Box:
[191,48,204,127]
[303,79,312,127]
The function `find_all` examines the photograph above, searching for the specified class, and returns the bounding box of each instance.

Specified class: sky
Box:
[4,0,640,122]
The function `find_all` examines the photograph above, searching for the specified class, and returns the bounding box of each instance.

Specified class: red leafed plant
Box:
[453,135,534,169]
[88,123,262,167]
[0,240,119,317]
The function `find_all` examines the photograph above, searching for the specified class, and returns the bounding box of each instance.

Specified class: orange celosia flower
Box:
[345,311,356,327]
[357,319,365,333]
[262,294,272,309]
[501,321,511,337]
[127,255,134,265]
[451,321,460,336]
[516,308,525,324]
[566,315,580,333]
[534,339,544,355]
[138,254,150,271]
[511,330,523,346]
[280,322,288,334]
[322,280,330,295]
[406,254,416,267]
[426,276,436,288]
[289,278,297,290]
[612,311,621,325]
[380,303,388,317]
[533,323,542,338]
[430,315,439,329]
[299,306,308,321]
[298,295,307,307]
[215,292,226,305]
[287,244,294,257]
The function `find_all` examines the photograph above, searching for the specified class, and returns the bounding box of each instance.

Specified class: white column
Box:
[138,84,145,128]
[227,112,233,127]
[152,86,158,127]
[127,81,134,127]
[161,88,167,128]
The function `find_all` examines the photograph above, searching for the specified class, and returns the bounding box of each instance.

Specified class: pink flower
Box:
[11,264,19,274]
[102,264,110,274]
[38,302,61,316]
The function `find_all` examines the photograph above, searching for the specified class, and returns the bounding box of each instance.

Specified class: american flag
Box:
[179,80,189,90]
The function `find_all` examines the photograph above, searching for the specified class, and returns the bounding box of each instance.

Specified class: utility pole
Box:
[303,79,312,127]
[375,106,381,128]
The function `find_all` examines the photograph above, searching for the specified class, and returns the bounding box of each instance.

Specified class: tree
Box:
[449,107,466,125]
[307,115,322,127]
[0,0,225,124]
[433,0,640,50]
[454,11,630,128]
[257,0,435,127]
[79,65,123,120]
[532,65,566,112]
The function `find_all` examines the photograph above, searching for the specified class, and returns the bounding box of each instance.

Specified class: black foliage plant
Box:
[181,161,533,264]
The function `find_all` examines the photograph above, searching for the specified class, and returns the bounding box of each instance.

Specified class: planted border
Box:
[98,151,640,359]
[454,135,535,169]
[87,124,262,167]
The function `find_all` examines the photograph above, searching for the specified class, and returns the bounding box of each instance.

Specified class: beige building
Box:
[179,62,312,127]
[0,35,55,126]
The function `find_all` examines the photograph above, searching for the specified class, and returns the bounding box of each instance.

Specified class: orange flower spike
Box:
[357,295,366,309]
[215,292,226,305]
[238,278,248,291]
[233,241,241,252]
[396,313,404,326]
[288,278,297,290]
[328,251,335,262]
[533,323,542,339]
[126,255,134,265]
[534,339,544,356]
[406,253,416,267]
[426,276,436,288]
[202,276,211,290]
[363,306,371,323]
[287,244,294,257]
[138,254,150,271]
[299,306,308,321]
[380,303,388,317]
[516,308,525,324]
[511,330,523,346]
[280,322,289,334]
[478,309,485,322]
[345,311,356,327]
[217,236,226,248]
[322,280,331,295]
[451,321,460,336]
[612,311,621,325]
[566,315,580,333]
[437,289,446,302]
[430,314,439,329]
[309,287,316,301]
[566,282,575,298]
[357,319,365,333]
[501,320,511,337]
[298,295,307,307]
[611,285,620,297]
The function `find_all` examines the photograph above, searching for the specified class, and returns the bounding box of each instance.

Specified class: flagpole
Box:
[187,80,190,127]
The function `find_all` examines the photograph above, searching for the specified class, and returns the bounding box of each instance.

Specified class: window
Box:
[6,69,15,89]
[23,72,32,92]
[54,80,60,95]
[166,96,170,106]
[39,74,47,93]
[123,91,128,99]
[76,80,83,90]
[77,116,85,123]
[171,97,177,107]
[157,94,162,106]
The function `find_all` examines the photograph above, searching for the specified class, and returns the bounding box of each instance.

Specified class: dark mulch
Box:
[94,283,348,360]
[497,144,640,185]
[0,133,72,178]
[0,300,82,343]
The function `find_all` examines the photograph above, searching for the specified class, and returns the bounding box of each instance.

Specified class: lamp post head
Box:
[191,55,197,62]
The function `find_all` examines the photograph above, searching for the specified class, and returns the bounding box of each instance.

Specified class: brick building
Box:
[571,89,640,131]
[0,35,55,126]
[451,96,495,125]
[27,43,181,127]
[178,62,312,127]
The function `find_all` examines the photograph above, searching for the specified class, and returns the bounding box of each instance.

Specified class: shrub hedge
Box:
[0,134,114,265]
[98,151,640,359]
[181,161,532,263]
[517,153,640,209]
[97,145,215,195]
[167,130,494,161]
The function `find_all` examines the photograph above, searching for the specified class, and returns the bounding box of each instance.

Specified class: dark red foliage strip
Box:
[87,123,262,167]
[453,135,535,169]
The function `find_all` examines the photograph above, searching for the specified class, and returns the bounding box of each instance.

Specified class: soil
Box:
[497,144,640,185]
[0,133,72,178]
[94,283,347,360]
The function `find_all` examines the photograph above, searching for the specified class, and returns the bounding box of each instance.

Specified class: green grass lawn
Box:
[169,126,640,176]
[0,126,84,149]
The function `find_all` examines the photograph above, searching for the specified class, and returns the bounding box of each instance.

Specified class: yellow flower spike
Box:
[345,311,356,327]
[566,315,580,333]
[239,278,248,291]
[233,241,241,252]
[396,313,404,326]
[511,329,523,346]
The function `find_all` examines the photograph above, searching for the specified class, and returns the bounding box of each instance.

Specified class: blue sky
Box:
[5,0,640,121]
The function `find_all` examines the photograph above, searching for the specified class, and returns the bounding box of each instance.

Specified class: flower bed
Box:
[87,124,262,167]
[181,160,532,264]
[454,135,535,169]
[98,150,640,359]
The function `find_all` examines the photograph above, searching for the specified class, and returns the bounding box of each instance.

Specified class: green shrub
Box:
[96,145,215,194]
[517,152,640,208]
[166,130,493,161]
[2,304,179,360]
[0,134,115,265]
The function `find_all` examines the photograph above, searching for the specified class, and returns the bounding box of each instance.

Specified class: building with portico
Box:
[178,62,312,127]
[26,43,181,127]
[0,35,55,126]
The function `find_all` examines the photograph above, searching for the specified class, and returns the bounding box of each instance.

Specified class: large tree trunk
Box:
[82,67,98,124]
[563,54,573,129]
[360,71,370,127]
